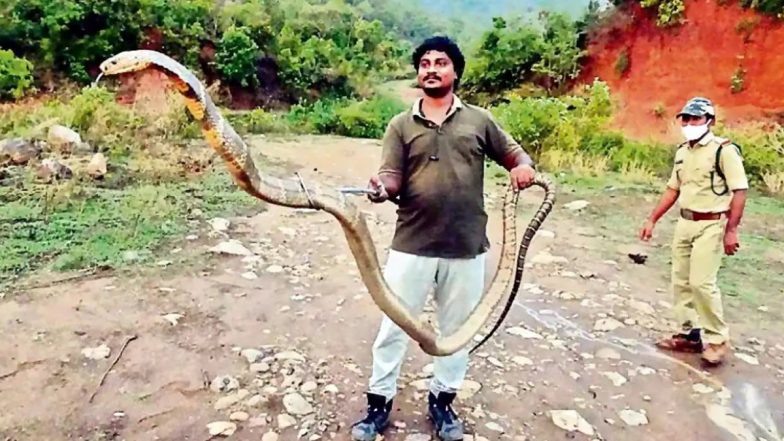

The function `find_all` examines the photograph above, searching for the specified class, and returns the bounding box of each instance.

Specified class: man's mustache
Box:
[424,75,441,81]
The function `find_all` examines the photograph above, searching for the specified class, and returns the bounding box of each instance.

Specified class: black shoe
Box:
[350,393,392,441]
[428,391,464,441]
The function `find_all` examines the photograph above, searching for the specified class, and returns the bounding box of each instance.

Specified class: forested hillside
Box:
[1,0,782,198]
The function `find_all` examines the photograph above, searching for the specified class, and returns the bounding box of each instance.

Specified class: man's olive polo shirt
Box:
[379,96,532,258]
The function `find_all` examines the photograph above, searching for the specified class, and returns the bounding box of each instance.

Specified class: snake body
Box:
[98,50,555,356]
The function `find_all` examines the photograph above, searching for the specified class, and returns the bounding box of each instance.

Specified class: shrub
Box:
[215,26,259,87]
[615,48,630,76]
[228,108,291,134]
[731,67,746,94]
[0,49,34,100]
[715,121,784,187]
[285,95,406,139]
[286,98,346,134]
[334,95,407,138]
[640,0,686,27]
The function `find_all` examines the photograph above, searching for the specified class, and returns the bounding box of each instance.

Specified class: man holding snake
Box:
[352,36,537,441]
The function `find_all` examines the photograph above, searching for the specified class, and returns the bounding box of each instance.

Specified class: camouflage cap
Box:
[676,96,716,118]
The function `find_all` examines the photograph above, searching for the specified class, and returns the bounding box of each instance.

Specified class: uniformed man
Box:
[350,36,536,441]
[640,96,748,366]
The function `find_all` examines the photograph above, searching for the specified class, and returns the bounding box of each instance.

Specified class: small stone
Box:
[214,394,241,410]
[283,393,314,415]
[550,410,594,436]
[596,348,622,360]
[210,375,240,393]
[301,381,318,394]
[249,417,268,427]
[487,357,505,368]
[267,265,285,273]
[393,421,407,429]
[404,434,431,441]
[209,240,252,256]
[506,327,543,339]
[278,413,297,429]
[81,344,111,360]
[693,384,714,394]
[242,271,259,280]
[594,318,624,332]
[322,384,339,394]
[230,411,250,421]
[48,124,82,148]
[485,421,505,433]
[619,409,649,426]
[532,252,569,265]
[564,200,590,211]
[36,158,72,181]
[538,230,556,239]
[206,421,237,436]
[758,306,769,312]
[601,372,628,387]
[629,300,656,315]
[736,353,759,365]
[246,395,266,407]
[0,138,41,165]
[512,356,533,366]
[251,362,271,373]
[161,313,184,326]
[241,349,263,364]
[458,380,482,399]
[208,217,230,232]
[86,153,107,179]
[262,432,279,441]
[276,351,305,362]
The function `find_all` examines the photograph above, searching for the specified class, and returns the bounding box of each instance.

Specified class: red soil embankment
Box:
[579,0,784,143]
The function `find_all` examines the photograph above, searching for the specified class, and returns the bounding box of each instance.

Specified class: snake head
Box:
[99,50,154,76]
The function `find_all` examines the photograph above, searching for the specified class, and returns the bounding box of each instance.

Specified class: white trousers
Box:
[367,249,486,400]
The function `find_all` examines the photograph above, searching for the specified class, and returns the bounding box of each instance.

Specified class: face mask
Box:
[681,123,709,141]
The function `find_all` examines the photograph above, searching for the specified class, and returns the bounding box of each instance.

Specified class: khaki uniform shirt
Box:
[379,96,532,258]
[666,132,748,213]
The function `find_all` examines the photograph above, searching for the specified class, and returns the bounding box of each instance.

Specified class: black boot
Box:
[428,391,464,441]
[350,393,392,441]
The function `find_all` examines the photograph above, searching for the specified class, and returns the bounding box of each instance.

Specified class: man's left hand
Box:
[724,229,740,256]
[510,164,535,190]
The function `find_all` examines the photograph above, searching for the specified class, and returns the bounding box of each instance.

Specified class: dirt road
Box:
[1,134,782,441]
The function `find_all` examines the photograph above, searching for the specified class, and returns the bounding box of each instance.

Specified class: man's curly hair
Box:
[412,36,465,90]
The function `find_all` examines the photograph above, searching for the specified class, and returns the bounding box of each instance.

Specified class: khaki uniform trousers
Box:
[671,217,729,345]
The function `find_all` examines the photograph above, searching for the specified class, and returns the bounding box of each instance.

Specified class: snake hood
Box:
[100,50,201,92]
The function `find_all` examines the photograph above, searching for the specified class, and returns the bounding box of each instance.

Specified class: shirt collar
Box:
[412,95,464,120]
[697,131,715,146]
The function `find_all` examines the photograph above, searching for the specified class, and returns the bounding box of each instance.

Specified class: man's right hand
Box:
[640,220,655,241]
[367,175,389,203]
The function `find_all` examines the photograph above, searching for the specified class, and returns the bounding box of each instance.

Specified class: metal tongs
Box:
[338,186,400,205]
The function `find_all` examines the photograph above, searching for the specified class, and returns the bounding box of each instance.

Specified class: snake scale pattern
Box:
[98,50,555,356]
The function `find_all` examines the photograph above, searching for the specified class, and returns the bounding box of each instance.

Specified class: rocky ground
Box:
[0,134,782,441]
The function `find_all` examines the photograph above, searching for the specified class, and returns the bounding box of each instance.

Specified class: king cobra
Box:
[97,50,555,356]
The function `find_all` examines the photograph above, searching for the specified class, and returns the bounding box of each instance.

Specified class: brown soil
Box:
[1,134,782,441]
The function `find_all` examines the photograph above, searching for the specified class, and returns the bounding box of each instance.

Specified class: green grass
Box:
[525,168,784,310]
[0,169,260,291]
[485,161,784,312]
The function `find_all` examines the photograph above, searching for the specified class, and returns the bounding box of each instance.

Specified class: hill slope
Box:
[580,0,784,142]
